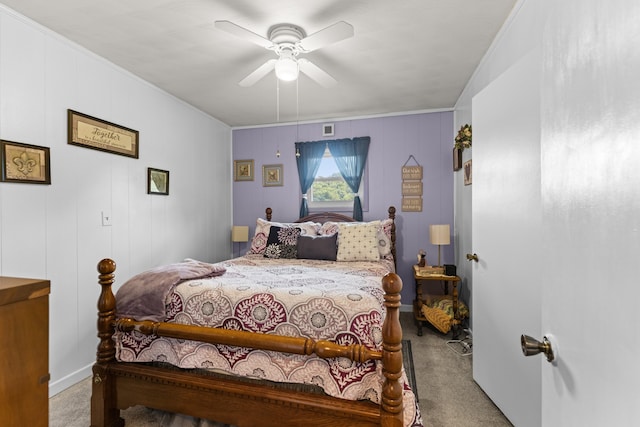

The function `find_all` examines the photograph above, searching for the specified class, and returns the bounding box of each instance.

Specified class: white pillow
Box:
[336,221,380,262]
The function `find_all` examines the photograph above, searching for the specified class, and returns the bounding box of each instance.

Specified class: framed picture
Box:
[453,148,462,171]
[322,123,334,137]
[68,109,139,158]
[0,140,51,184]
[234,159,254,181]
[464,159,472,185]
[263,164,283,187]
[147,167,169,195]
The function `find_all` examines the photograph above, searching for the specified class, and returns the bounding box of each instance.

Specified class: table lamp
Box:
[429,224,450,267]
[231,225,249,257]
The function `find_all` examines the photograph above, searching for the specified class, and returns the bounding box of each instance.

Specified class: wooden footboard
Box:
[91,259,404,427]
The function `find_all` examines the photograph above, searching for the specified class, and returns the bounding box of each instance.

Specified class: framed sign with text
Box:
[68,109,139,158]
[401,165,423,180]
[401,157,423,212]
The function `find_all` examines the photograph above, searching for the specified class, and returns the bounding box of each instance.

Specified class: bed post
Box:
[380,272,404,427]
[91,258,124,427]
[388,206,397,272]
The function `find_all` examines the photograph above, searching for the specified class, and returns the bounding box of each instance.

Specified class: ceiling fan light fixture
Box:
[215,20,352,87]
[275,55,299,82]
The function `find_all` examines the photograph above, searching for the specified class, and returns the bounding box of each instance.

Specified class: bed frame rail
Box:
[116,318,382,363]
[92,258,404,427]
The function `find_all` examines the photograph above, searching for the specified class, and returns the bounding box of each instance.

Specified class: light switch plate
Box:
[102,211,112,226]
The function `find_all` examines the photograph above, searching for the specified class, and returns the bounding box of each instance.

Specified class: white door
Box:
[472,50,542,427]
[540,0,640,425]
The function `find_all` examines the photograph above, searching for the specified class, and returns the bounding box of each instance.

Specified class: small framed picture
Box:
[322,123,334,137]
[263,164,283,187]
[0,139,51,184]
[148,167,169,195]
[234,159,254,181]
[463,159,472,186]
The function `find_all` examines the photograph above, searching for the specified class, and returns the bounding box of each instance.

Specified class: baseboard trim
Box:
[400,303,412,313]
[49,363,93,397]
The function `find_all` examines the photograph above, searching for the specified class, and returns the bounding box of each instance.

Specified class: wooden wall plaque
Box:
[402,181,423,196]
[401,157,423,212]
[401,165,423,180]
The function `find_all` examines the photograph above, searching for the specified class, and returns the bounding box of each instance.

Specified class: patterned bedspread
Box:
[114,254,421,426]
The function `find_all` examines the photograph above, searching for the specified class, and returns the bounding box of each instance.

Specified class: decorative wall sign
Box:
[464,159,472,185]
[402,181,423,196]
[0,140,51,184]
[401,165,423,180]
[401,155,423,212]
[402,197,423,212]
[68,109,139,158]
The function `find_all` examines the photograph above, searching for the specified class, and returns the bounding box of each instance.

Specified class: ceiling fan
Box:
[214,20,354,88]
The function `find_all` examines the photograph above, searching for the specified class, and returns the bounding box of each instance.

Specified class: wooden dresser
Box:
[0,276,50,427]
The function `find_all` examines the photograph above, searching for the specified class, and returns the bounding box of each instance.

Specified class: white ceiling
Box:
[0,0,517,127]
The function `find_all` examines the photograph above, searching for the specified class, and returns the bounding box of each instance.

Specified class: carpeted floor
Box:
[403,312,512,427]
[49,312,511,426]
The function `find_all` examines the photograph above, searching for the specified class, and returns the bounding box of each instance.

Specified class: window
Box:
[307,148,367,211]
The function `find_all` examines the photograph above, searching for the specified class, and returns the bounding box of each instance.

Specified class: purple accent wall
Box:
[232,111,454,305]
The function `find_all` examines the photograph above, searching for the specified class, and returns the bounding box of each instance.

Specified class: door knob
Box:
[521,334,555,363]
[466,253,478,262]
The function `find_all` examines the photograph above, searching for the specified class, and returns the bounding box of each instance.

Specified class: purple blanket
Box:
[115,259,226,322]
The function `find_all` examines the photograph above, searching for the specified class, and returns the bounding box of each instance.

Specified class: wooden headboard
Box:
[265,207,355,223]
[264,206,396,225]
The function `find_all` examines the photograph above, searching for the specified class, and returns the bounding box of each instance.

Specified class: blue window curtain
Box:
[327,136,370,221]
[295,141,326,218]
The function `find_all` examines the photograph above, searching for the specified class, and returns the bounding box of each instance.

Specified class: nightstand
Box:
[412,265,461,338]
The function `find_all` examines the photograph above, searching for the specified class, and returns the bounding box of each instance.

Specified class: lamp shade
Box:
[231,226,249,243]
[429,224,451,245]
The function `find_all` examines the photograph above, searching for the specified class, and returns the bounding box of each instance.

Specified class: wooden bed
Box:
[91,206,415,427]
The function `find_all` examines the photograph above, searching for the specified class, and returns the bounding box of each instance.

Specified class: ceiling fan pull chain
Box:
[296,78,300,142]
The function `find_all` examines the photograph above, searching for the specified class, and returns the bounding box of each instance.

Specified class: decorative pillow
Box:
[321,219,393,259]
[318,221,340,237]
[377,218,393,259]
[297,234,338,261]
[336,221,380,262]
[248,218,320,254]
[264,226,301,259]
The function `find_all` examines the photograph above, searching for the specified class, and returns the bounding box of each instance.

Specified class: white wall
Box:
[453,0,541,328]
[0,5,232,395]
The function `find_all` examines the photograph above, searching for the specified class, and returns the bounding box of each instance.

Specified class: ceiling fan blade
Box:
[298,21,354,52]
[238,59,277,87]
[298,58,337,88]
[214,20,273,49]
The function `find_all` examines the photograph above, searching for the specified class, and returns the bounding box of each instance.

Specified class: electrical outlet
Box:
[102,211,112,226]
